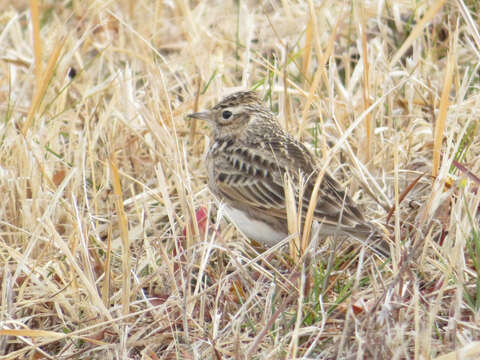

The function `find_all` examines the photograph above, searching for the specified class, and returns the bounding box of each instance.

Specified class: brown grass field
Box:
[1,0,480,359]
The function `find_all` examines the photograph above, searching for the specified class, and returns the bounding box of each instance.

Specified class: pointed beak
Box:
[187,111,212,121]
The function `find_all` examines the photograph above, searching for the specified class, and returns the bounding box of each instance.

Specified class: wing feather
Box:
[212,133,365,229]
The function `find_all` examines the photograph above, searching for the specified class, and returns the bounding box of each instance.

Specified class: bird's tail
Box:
[345,223,392,257]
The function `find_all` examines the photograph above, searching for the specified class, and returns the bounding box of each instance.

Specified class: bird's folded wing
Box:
[216,170,285,209]
[216,143,367,228]
[303,172,367,227]
[215,150,288,219]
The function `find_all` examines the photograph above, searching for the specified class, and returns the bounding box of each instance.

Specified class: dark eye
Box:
[222,110,232,120]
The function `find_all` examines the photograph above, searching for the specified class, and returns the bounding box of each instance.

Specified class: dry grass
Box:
[1,0,480,359]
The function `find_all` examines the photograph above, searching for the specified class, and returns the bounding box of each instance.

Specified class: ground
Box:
[0,0,480,359]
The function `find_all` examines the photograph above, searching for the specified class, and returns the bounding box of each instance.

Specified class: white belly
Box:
[223,205,287,247]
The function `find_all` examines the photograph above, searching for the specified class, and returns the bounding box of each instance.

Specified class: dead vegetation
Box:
[1,0,480,359]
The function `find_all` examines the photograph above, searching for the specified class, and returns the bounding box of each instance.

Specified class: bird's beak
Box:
[187,111,212,120]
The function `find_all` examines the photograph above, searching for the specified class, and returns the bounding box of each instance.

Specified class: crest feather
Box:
[213,91,262,110]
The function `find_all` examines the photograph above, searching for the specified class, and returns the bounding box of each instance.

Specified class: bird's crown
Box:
[212,91,262,110]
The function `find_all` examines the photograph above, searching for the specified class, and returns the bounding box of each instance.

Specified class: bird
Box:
[187,90,388,255]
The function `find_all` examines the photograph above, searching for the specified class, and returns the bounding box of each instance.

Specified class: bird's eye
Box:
[222,110,232,120]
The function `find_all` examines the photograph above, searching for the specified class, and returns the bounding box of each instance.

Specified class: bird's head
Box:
[188,91,269,138]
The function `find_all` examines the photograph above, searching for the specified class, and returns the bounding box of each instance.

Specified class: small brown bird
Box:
[188,91,387,254]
